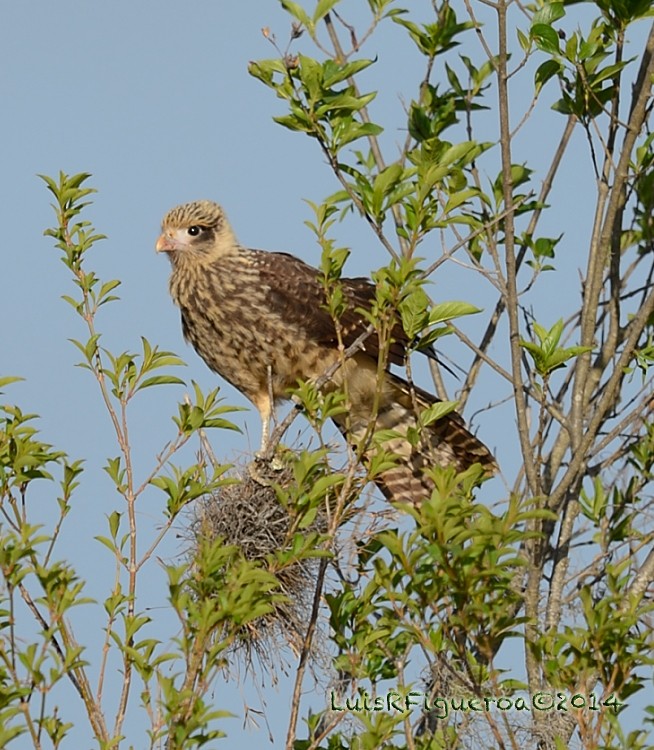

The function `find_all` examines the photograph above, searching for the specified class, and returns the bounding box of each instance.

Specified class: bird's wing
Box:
[252,250,409,366]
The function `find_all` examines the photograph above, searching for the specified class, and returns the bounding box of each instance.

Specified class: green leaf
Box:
[280,0,312,29]
[532,2,565,26]
[108,511,121,538]
[444,188,479,213]
[493,164,534,206]
[136,375,186,392]
[517,28,531,53]
[247,58,288,86]
[322,58,376,88]
[316,91,377,117]
[439,141,478,166]
[399,287,430,339]
[313,0,340,24]
[420,400,459,427]
[535,59,562,92]
[0,375,24,390]
[428,300,481,325]
[339,121,384,147]
[521,319,593,376]
[371,163,404,217]
[532,235,562,258]
[591,60,631,86]
[298,505,319,529]
[530,23,560,55]
[273,113,314,134]
[69,334,101,364]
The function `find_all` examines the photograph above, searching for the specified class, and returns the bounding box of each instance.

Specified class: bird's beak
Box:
[155,232,176,253]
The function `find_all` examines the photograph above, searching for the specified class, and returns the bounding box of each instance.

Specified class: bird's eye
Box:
[187,225,203,237]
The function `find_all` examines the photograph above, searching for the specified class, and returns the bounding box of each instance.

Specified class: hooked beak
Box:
[155,232,177,253]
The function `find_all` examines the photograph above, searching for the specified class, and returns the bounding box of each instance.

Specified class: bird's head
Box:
[156,200,237,262]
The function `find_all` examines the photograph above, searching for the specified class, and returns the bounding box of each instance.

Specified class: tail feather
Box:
[333,371,496,504]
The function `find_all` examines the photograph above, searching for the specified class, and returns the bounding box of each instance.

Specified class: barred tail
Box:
[333,372,496,505]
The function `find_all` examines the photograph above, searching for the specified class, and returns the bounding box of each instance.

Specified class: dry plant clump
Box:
[189,456,330,665]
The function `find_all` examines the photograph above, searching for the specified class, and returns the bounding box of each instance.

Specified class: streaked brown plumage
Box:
[156,200,496,504]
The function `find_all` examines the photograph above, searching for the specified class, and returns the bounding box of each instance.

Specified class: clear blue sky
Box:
[1,1,648,747]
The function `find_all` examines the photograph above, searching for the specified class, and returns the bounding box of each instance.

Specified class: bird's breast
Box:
[169,256,331,405]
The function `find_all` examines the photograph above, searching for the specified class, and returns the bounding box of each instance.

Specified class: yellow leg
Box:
[252,390,273,456]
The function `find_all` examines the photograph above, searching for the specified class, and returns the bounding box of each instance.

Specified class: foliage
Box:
[2,1,654,749]
[1,173,252,749]
[249,1,654,748]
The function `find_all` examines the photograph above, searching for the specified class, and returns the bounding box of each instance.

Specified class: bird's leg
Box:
[249,399,272,483]
[250,378,284,485]
[262,364,277,453]
[259,414,271,454]
[266,363,279,451]
[253,371,274,456]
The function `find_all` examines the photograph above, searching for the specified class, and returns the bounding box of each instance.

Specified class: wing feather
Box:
[253,250,409,365]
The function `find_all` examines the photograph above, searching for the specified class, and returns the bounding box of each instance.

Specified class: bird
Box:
[156,200,496,504]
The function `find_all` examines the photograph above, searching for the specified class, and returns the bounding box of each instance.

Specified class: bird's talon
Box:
[248,462,271,486]
[270,455,284,471]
